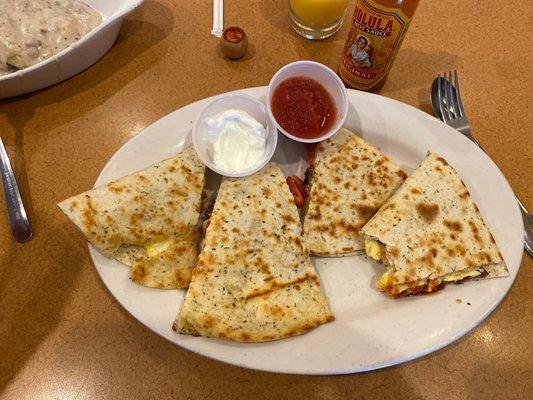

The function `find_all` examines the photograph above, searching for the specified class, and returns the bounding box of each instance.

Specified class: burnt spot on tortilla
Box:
[275,202,282,209]
[443,220,463,232]
[459,190,470,199]
[82,197,98,231]
[333,176,341,184]
[231,227,240,234]
[203,315,216,328]
[137,175,147,182]
[282,214,296,224]
[455,244,467,257]
[342,247,353,252]
[468,220,482,244]
[268,305,284,316]
[436,157,448,166]
[397,170,408,180]
[107,183,124,193]
[262,187,272,197]
[246,274,314,300]
[416,202,439,223]
[388,247,399,258]
[168,166,176,173]
[343,181,351,190]
[328,156,341,165]
[410,188,422,195]
[253,257,270,274]
[435,165,443,172]
[131,265,146,281]
[361,192,368,200]
[477,251,492,263]
[355,205,378,221]
[366,172,376,186]
[430,248,438,257]
[436,266,443,274]
[419,250,436,268]
[450,233,457,241]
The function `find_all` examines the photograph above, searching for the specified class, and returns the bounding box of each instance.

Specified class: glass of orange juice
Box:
[289,0,349,40]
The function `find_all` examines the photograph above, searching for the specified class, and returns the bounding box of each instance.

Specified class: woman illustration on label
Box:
[349,35,372,68]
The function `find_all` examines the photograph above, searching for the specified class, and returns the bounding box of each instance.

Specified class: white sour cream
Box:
[205,109,267,172]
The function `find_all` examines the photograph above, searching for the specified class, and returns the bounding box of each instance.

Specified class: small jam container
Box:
[220,27,248,60]
[266,60,348,143]
[192,93,277,178]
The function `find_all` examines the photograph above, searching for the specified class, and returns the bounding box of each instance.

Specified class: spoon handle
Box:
[0,137,32,242]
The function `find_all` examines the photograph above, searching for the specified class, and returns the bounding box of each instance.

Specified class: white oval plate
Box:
[0,0,143,99]
[91,87,523,375]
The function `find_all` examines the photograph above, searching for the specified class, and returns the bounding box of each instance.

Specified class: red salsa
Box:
[271,77,336,139]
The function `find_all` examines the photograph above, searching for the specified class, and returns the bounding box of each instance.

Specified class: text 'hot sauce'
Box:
[271,77,336,139]
[338,0,420,91]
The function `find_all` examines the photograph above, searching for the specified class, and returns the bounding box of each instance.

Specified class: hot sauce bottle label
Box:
[339,0,411,89]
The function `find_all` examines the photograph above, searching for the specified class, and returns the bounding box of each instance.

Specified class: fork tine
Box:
[443,71,455,119]
[453,70,466,117]
[437,75,449,123]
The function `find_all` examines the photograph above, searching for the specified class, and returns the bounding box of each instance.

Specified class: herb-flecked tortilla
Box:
[175,163,334,342]
[58,147,205,289]
[361,153,508,297]
[303,128,407,256]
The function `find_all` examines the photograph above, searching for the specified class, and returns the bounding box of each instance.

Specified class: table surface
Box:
[1,1,532,399]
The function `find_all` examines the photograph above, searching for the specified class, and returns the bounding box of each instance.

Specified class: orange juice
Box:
[289,0,349,40]
[290,0,349,28]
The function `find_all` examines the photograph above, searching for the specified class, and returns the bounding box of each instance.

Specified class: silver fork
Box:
[431,70,532,257]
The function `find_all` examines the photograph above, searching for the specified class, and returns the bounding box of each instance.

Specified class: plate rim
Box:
[89,86,524,375]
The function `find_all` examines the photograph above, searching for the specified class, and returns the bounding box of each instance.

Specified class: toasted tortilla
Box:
[303,128,407,256]
[58,147,205,289]
[361,153,508,297]
[175,163,334,342]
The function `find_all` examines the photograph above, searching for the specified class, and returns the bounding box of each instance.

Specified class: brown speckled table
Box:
[1,1,532,399]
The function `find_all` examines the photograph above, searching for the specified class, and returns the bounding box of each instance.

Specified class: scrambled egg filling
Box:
[144,238,174,258]
[376,269,393,292]
[365,239,385,263]
[366,237,485,295]
[378,267,484,295]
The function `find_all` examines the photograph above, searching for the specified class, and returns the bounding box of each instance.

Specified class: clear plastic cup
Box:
[266,60,348,144]
[192,93,277,178]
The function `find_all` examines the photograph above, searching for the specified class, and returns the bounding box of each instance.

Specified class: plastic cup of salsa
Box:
[266,60,348,143]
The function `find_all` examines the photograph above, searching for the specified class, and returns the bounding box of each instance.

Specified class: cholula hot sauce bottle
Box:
[339,0,420,91]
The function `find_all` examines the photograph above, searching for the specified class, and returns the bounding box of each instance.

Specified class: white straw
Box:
[212,0,223,37]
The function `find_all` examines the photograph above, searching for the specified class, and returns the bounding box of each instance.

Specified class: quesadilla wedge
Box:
[361,153,508,297]
[58,147,205,289]
[175,163,334,342]
[301,128,407,256]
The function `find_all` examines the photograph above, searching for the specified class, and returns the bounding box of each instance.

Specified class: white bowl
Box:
[192,93,277,178]
[266,60,348,143]
[0,0,144,99]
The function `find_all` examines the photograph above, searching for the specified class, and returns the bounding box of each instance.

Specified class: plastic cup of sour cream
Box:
[192,93,277,178]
